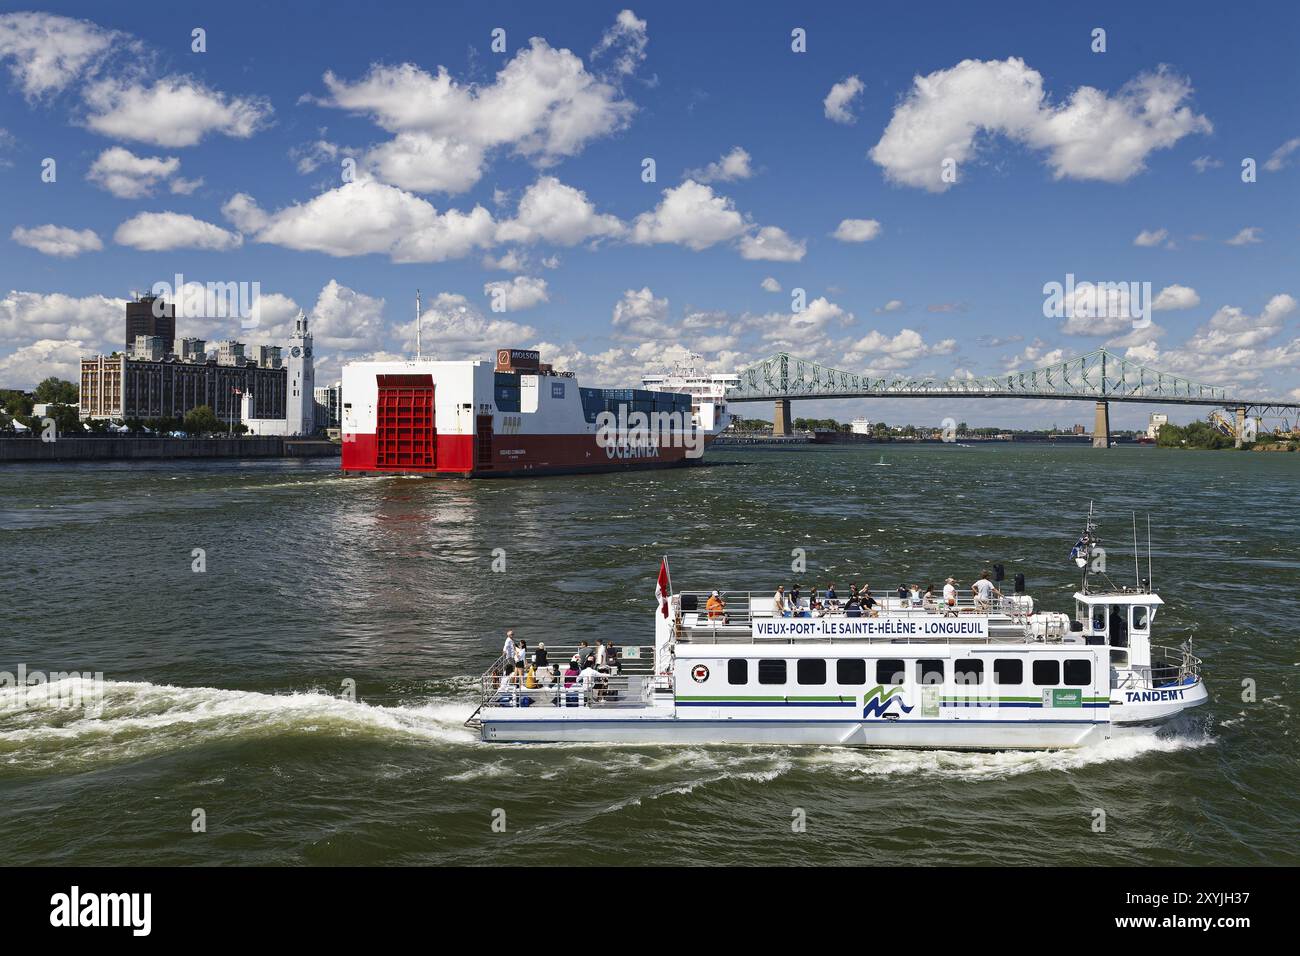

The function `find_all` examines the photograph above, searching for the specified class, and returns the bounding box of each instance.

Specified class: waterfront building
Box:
[79,353,286,424]
[178,337,207,362]
[1147,413,1168,440]
[216,340,246,367]
[124,293,175,354]
[241,311,315,436]
[314,381,342,428]
[850,417,872,435]
[130,335,166,361]
[257,345,282,369]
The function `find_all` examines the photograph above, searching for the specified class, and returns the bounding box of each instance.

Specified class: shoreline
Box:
[0,436,340,463]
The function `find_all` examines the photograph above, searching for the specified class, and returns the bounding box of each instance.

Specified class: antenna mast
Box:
[1147,514,1153,592]
[1132,512,1140,590]
[415,289,422,361]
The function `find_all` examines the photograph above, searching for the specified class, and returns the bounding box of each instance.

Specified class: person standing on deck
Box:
[773,585,790,617]
[972,572,1002,610]
[706,590,726,620]
[502,630,516,668]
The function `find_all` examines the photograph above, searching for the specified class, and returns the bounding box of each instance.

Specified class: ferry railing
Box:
[1137,643,1202,689]
[485,674,652,710]
[675,590,1033,643]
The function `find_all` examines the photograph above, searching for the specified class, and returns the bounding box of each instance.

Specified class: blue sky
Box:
[1,0,1297,428]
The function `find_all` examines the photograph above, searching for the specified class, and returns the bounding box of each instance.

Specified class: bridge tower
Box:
[773,399,792,436]
[1092,401,1109,448]
[1234,406,1246,449]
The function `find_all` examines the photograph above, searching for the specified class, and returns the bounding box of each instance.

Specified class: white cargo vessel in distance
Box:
[640,351,737,436]
[471,513,1208,750]
[341,347,729,478]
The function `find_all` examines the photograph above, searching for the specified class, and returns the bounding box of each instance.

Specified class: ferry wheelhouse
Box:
[471,516,1207,750]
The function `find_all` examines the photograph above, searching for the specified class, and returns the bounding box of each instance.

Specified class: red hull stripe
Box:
[342,432,694,477]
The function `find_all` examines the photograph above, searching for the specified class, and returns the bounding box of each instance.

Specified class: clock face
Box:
[290,346,302,358]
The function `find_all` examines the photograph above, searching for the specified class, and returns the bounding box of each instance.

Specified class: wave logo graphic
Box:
[862,684,914,718]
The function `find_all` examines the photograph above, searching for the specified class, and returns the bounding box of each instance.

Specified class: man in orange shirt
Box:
[706,590,726,621]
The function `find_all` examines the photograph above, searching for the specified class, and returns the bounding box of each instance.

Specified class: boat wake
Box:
[799,724,1213,781]
[0,678,478,775]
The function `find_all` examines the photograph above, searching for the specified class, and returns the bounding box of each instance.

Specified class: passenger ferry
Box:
[341,347,729,477]
[470,515,1208,750]
[640,351,737,437]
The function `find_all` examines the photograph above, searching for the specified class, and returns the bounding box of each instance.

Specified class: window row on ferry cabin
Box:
[718,657,1094,687]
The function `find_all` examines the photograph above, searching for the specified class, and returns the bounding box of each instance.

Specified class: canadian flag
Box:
[656,557,672,618]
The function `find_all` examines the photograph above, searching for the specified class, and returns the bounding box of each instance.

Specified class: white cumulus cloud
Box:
[483,275,549,311]
[11,224,102,258]
[833,218,882,242]
[824,75,864,124]
[114,211,243,251]
[870,58,1210,192]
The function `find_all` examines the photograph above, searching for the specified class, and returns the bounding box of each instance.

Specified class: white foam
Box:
[800,726,1211,781]
[0,678,477,772]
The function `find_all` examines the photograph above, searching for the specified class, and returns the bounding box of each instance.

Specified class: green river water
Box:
[1,444,1296,865]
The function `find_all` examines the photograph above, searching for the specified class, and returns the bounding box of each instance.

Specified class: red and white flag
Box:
[656,557,672,618]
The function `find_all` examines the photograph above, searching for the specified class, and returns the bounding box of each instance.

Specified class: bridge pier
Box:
[1235,406,1246,448]
[1092,401,1109,448]
[773,399,792,436]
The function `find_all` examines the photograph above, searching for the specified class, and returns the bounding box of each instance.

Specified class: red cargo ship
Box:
[340,348,728,477]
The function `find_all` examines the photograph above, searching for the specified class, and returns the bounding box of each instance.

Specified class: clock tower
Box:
[286,309,315,435]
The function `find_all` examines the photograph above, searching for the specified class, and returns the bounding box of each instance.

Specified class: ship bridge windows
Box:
[757,659,787,685]
[796,659,826,685]
[954,659,984,685]
[727,659,748,685]
[876,659,905,685]
[993,659,1023,685]
[1090,604,1108,633]
[1132,605,1151,631]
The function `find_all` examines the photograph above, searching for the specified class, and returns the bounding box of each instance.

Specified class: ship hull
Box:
[479,715,1109,749]
[341,430,696,477]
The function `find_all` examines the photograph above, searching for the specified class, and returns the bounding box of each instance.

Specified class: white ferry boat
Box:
[471,514,1207,750]
[640,351,736,436]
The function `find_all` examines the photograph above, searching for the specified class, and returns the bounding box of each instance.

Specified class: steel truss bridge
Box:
[727,348,1300,446]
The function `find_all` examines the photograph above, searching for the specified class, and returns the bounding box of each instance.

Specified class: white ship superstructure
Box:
[641,351,736,435]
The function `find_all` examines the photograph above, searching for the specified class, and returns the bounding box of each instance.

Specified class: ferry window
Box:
[836,659,866,685]
[1091,605,1107,631]
[1032,660,1060,686]
[727,659,748,685]
[953,659,983,685]
[1064,659,1092,686]
[797,659,826,685]
[876,659,905,685]
[993,659,1023,685]
[916,659,945,685]
[758,659,787,685]
[1132,606,1150,630]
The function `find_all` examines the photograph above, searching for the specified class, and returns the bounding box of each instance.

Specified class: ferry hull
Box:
[1109,678,1208,726]
[479,715,1109,750]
